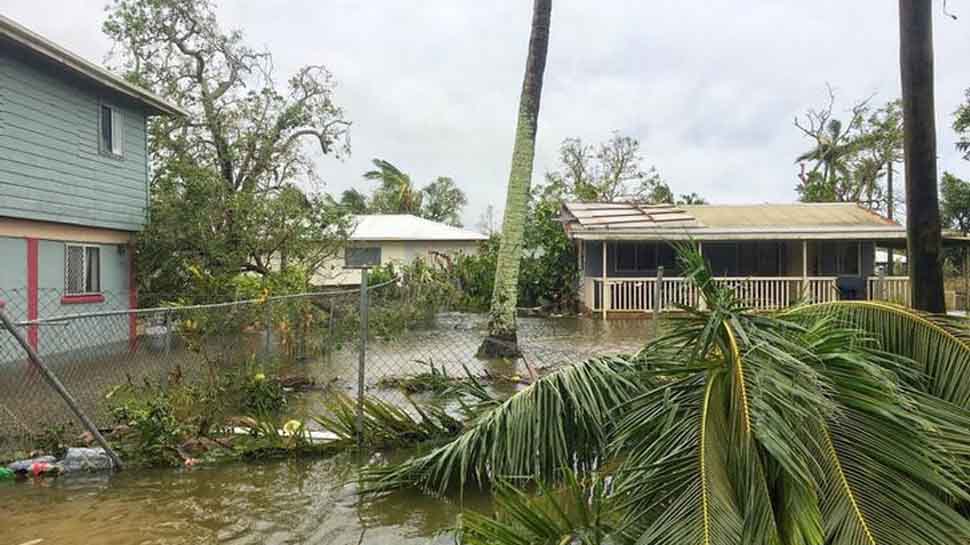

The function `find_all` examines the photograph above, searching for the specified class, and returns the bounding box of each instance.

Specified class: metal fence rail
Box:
[0,281,647,458]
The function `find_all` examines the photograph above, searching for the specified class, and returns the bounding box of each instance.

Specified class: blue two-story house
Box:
[0,15,184,350]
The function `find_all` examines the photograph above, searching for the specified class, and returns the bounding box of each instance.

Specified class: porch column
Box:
[601,241,608,320]
[697,241,706,310]
[802,240,808,300]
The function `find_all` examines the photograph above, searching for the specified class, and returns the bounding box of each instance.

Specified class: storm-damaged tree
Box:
[365,159,424,215]
[478,0,552,358]
[795,91,904,213]
[327,189,369,214]
[363,160,468,225]
[898,0,946,312]
[104,0,351,300]
[421,177,468,227]
[544,133,664,202]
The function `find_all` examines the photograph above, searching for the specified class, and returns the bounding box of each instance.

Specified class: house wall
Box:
[314,239,482,286]
[0,219,134,360]
[0,47,150,232]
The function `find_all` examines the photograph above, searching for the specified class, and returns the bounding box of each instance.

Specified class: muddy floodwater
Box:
[1,315,653,545]
[3,454,488,545]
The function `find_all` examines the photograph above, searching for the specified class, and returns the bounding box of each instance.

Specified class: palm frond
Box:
[314,391,461,448]
[362,355,645,496]
[457,471,620,545]
[787,301,970,407]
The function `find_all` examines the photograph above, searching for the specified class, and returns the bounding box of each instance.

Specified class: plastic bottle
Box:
[0,467,13,480]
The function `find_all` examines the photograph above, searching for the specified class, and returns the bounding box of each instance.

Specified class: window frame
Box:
[344,246,382,268]
[614,242,659,274]
[817,241,860,276]
[64,243,103,296]
[98,101,125,159]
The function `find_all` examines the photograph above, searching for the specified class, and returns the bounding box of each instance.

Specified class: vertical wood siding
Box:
[0,49,149,232]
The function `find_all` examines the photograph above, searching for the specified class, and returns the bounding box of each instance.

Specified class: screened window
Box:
[65,245,101,295]
[614,243,658,273]
[100,104,124,157]
[345,247,381,268]
[818,242,859,275]
[704,243,738,276]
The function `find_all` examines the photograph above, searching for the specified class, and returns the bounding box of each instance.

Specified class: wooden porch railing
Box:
[866,276,911,306]
[590,275,907,314]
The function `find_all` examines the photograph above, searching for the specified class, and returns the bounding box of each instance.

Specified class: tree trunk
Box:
[478,0,552,358]
[899,0,946,312]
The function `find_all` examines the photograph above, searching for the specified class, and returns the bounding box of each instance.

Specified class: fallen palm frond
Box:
[786,300,970,408]
[457,470,620,545]
[314,392,461,449]
[370,243,970,545]
[361,355,647,496]
[375,359,455,394]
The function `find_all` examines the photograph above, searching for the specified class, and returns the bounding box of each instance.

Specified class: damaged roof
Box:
[560,202,906,241]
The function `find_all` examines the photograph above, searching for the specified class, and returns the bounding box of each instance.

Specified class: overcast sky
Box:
[7,1,970,229]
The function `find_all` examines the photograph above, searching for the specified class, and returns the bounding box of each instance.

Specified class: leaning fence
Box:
[0,280,646,458]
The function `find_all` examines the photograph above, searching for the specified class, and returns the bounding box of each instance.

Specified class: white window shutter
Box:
[111,109,124,156]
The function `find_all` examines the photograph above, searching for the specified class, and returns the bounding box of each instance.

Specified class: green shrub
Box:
[109,391,184,466]
[239,372,287,415]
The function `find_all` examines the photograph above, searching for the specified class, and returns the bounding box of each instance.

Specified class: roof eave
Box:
[350,237,488,242]
[569,226,908,241]
[0,15,188,117]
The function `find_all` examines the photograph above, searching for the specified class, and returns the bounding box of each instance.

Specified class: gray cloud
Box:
[7,1,970,228]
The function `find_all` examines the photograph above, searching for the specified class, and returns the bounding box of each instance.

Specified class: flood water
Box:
[2,453,490,545]
[1,315,652,545]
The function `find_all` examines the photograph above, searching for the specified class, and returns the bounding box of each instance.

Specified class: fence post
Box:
[0,309,124,470]
[326,297,336,355]
[264,299,273,361]
[964,248,969,312]
[161,311,172,390]
[298,301,307,361]
[877,268,887,301]
[653,266,664,334]
[357,268,369,448]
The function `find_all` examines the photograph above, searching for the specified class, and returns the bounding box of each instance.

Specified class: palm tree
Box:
[367,245,970,545]
[899,0,946,312]
[796,118,857,197]
[364,159,423,214]
[479,0,553,358]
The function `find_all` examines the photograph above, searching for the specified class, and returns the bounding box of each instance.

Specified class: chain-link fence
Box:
[0,280,651,457]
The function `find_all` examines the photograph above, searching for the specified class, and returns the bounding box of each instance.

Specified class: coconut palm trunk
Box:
[899,0,946,312]
[478,0,552,358]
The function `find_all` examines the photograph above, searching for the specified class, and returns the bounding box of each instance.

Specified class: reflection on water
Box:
[1,314,652,545]
[1,453,490,545]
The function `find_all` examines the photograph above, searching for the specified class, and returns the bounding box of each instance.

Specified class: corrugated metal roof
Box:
[350,214,488,241]
[682,203,897,228]
[562,202,897,230]
[563,202,702,229]
[560,201,907,241]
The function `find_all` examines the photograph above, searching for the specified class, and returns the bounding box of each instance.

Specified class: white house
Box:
[316,214,487,286]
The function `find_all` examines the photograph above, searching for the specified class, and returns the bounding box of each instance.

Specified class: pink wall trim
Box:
[26,238,38,349]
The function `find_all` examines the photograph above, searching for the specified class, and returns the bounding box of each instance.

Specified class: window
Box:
[345,247,381,268]
[100,104,124,157]
[65,245,101,295]
[614,242,658,273]
[704,243,738,276]
[817,242,859,275]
